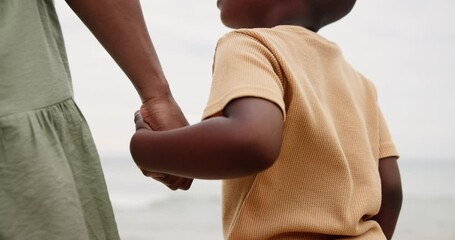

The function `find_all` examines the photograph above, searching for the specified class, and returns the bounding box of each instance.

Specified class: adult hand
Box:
[140,93,189,131]
[136,95,194,191]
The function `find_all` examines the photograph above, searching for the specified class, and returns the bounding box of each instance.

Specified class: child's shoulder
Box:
[219,25,296,39]
[218,25,333,47]
[215,29,266,53]
[217,28,265,43]
[215,26,290,50]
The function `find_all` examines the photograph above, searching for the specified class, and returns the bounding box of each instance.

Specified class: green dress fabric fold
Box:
[0,1,120,239]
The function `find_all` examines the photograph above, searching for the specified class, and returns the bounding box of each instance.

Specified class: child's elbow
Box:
[248,150,278,173]
[239,134,282,173]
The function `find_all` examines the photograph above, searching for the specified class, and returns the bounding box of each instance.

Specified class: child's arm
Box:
[372,156,402,240]
[131,97,284,179]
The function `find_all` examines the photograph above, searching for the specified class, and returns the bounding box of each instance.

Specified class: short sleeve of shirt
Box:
[202,31,286,120]
[378,108,399,159]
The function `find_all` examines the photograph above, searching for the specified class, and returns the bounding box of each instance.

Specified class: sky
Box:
[54,0,455,161]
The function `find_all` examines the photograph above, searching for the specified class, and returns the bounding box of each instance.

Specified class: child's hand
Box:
[134,110,152,130]
[133,111,192,190]
[133,95,194,191]
[141,169,193,191]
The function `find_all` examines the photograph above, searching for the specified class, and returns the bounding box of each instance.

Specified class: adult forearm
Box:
[130,117,275,179]
[65,0,169,102]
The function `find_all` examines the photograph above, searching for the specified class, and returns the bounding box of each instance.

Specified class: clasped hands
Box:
[133,94,193,191]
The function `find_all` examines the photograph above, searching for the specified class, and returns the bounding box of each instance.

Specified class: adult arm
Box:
[64,0,188,131]
[372,156,403,239]
[65,0,169,102]
[131,97,284,179]
[65,0,192,190]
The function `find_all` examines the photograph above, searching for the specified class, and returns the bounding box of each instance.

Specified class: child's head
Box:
[217,0,357,31]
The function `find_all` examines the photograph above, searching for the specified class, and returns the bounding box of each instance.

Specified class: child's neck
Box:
[275,18,321,32]
[263,8,323,32]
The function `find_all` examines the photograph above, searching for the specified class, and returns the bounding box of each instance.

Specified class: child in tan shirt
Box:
[131,0,402,239]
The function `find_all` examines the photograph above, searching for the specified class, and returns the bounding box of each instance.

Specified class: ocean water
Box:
[101,157,223,240]
[101,157,455,240]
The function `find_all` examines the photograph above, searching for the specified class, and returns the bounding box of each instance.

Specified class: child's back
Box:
[203,25,398,239]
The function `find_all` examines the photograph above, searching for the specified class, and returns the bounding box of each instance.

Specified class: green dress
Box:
[0,1,120,239]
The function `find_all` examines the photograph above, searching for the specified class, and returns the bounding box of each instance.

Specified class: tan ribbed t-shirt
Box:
[203,25,399,240]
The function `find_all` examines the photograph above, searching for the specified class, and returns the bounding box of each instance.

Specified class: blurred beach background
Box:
[55,0,454,239]
[102,159,454,240]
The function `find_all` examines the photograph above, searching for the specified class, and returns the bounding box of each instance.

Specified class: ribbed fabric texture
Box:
[203,25,399,240]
